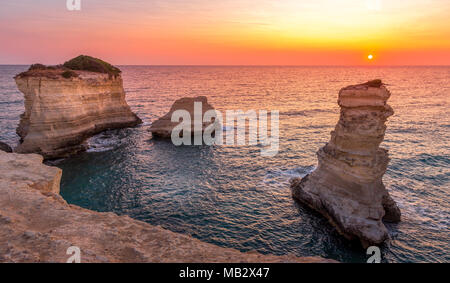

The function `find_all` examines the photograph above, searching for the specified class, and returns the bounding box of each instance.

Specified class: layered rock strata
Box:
[291,80,401,247]
[0,151,334,263]
[14,60,141,159]
[150,96,216,139]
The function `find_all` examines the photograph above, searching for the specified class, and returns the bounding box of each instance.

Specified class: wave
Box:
[263,165,315,185]
[280,109,332,117]
[86,131,122,153]
[393,153,450,168]
[0,99,23,105]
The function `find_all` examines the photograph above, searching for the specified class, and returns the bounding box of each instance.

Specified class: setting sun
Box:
[368,54,374,60]
[0,0,449,65]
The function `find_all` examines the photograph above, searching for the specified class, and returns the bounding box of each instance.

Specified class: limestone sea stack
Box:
[150,96,216,138]
[0,151,335,263]
[14,56,142,159]
[291,80,401,247]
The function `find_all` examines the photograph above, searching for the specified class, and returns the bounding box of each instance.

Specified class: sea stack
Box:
[14,56,141,159]
[291,80,401,247]
[150,96,216,139]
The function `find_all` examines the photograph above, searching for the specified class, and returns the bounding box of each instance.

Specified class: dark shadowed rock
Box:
[0,142,12,153]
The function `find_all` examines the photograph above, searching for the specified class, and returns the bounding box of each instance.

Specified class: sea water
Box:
[0,65,448,262]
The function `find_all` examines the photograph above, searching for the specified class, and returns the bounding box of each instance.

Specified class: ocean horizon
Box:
[1,64,450,67]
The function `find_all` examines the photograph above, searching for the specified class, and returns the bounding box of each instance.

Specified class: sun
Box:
[368,54,374,60]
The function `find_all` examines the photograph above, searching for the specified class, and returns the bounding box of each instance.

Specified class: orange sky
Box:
[0,0,449,65]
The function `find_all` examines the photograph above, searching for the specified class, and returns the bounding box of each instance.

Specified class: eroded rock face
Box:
[14,67,141,159]
[0,151,334,263]
[291,80,401,248]
[150,96,216,138]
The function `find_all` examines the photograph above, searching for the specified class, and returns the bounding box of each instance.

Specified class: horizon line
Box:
[0,64,449,67]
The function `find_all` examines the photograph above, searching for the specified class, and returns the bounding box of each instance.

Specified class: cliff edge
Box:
[14,56,141,159]
[0,151,334,263]
[291,80,401,248]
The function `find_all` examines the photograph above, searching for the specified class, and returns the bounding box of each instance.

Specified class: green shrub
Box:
[364,79,383,88]
[63,55,121,78]
[28,64,59,71]
[28,64,48,71]
[61,70,78,79]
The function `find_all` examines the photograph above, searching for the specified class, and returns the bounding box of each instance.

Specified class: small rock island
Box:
[150,96,216,139]
[14,55,142,159]
[291,80,401,248]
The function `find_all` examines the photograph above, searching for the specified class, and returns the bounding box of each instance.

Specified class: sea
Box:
[0,65,448,262]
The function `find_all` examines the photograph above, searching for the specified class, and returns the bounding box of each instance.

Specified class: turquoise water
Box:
[0,66,449,262]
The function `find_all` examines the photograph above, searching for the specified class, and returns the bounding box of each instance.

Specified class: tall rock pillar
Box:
[291,80,401,247]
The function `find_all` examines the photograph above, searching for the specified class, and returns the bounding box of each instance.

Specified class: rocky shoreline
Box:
[4,57,395,262]
[0,151,333,263]
[0,57,337,262]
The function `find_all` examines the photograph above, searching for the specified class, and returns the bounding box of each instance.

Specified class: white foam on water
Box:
[86,131,121,153]
[263,166,315,185]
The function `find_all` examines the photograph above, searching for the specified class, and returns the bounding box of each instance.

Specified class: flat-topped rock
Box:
[150,96,216,139]
[338,80,392,108]
[0,152,61,194]
[0,151,335,263]
[291,80,401,248]
[14,56,142,159]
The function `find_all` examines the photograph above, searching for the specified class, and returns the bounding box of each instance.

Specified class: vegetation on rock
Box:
[16,56,121,79]
[364,79,383,88]
[61,70,79,79]
[28,64,50,71]
[63,55,121,78]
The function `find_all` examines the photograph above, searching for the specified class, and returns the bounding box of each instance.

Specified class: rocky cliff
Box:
[0,151,334,263]
[14,57,141,159]
[150,96,216,139]
[291,80,401,248]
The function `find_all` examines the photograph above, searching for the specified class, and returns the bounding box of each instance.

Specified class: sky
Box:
[0,0,449,65]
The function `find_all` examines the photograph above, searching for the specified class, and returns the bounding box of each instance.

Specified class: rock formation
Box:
[0,151,334,263]
[14,56,141,159]
[0,142,12,153]
[150,96,216,139]
[291,80,401,248]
